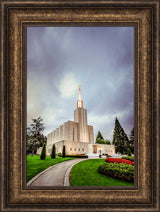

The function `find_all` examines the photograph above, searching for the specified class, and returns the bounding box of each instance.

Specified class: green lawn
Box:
[70,159,134,186]
[26,155,75,182]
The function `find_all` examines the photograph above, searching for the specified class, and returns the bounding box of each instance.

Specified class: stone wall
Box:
[45,140,89,156]
[47,121,79,145]
[64,140,89,155]
[38,141,115,156]
[74,108,89,143]
[88,125,94,143]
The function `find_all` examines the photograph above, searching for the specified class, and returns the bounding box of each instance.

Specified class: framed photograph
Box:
[26,26,135,188]
[0,0,159,211]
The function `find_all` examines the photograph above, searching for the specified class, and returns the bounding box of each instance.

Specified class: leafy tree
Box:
[40,143,46,160]
[26,127,33,137]
[105,140,111,145]
[30,116,45,138]
[51,144,56,158]
[96,131,104,141]
[62,145,66,158]
[27,137,41,156]
[127,148,132,156]
[26,116,46,154]
[39,134,47,146]
[96,138,102,144]
[105,139,111,144]
[129,128,134,154]
[96,138,111,145]
[112,117,129,154]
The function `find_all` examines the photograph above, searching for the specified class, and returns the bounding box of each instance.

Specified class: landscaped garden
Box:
[26,155,75,182]
[70,158,134,186]
[98,158,134,183]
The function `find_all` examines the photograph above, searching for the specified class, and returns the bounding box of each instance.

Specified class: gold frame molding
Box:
[0,0,159,211]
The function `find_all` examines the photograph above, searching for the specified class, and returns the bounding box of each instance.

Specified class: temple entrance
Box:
[93,147,97,154]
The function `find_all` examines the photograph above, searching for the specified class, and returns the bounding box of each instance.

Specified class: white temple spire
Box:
[77,85,83,108]
[79,85,82,100]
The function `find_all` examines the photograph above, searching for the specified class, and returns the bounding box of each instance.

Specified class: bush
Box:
[98,162,134,182]
[58,153,62,157]
[40,143,46,160]
[105,158,134,166]
[51,144,56,158]
[105,140,111,144]
[66,155,88,158]
[127,148,132,156]
[62,145,66,158]
[121,156,134,162]
[96,138,111,145]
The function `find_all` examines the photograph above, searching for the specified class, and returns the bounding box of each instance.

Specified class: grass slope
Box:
[70,159,134,186]
[26,155,74,182]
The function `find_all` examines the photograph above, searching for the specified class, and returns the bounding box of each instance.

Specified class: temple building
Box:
[37,86,115,156]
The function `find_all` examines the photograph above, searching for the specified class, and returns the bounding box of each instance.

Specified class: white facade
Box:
[37,86,115,156]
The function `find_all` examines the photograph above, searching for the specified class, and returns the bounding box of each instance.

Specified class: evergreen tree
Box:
[112,117,129,154]
[51,144,56,158]
[62,145,66,158]
[96,131,104,141]
[40,143,46,160]
[127,148,132,156]
[129,128,134,154]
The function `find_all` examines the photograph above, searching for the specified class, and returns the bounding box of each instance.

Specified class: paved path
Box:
[28,159,86,187]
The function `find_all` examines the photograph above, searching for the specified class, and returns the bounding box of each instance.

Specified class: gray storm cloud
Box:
[27,26,134,140]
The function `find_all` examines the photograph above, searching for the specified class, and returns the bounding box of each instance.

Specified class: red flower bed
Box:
[105,158,134,166]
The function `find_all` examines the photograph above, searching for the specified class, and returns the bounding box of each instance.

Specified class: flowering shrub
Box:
[105,158,134,166]
[98,162,134,182]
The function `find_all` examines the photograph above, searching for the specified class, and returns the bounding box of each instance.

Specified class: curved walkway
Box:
[28,158,87,187]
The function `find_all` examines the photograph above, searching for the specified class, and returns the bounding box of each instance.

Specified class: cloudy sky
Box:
[27,27,134,141]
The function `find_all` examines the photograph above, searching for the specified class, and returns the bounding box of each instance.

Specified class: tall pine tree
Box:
[112,117,129,154]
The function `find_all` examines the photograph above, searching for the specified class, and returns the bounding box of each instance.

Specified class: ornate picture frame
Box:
[0,0,159,211]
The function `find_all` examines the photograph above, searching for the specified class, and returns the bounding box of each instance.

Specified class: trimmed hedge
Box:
[66,155,88,158]
[98,162,134,182]
[51,144,56,158]
[62,145,66,158]
[58,153,62,157]
[121,156,134,162]
[40,143,46,160]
